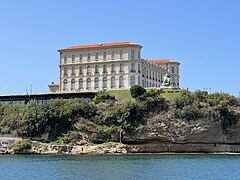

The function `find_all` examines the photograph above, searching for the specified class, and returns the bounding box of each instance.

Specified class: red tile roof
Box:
[59,42,141,51]
[149,59,178,64]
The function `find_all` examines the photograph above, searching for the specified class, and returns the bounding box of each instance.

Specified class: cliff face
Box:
[124,113,240,153]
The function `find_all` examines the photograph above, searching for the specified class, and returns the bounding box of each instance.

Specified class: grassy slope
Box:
[108,88,182,102]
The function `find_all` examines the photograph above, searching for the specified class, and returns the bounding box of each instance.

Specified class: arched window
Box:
[130,63,135,72]
[63,79,68,91]
[103,77,107,89]
[153,83,154,87]
[103,64,107,73]
[87,66,91,74]
[111,64,115,73]
[72,55,75,63]
[95,52,98,60]
[120,63,124,72]
[64,67,68,76]
[87,78,91,90]
[103,52,107,60]
[130,50,134,60]
[79,54,82,62]
[119,76,124,88]
[138,76,140,85]
[79,78,83,89]
[95,65,99,74]
[111,51,115,60]
[120,50,123,59]
[111,76,115,88]
[72,67,76,76]
[150,82,152,87]
[79,66,83,75]
[64,55,67,63]
[87,53,90,61]
[71,79,75,90]
[95,77,99,89]
[130,76,135,87]
[146,81,148,87]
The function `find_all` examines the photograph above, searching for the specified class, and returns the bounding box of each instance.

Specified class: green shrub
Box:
[93,91,115,104]
[10,139,32,152]
[130,85,146,98]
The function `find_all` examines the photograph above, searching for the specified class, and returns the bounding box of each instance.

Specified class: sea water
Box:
[0,154,240,180]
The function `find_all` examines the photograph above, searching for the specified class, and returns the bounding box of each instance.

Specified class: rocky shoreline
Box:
[2,142,127,155]
[3,141,240,155]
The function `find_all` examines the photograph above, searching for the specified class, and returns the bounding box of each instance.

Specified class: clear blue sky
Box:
[0,0,239,96]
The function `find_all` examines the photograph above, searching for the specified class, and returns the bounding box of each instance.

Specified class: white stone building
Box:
[49,42,180,93]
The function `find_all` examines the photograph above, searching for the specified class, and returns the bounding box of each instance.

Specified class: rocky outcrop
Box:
[124,113,240,153]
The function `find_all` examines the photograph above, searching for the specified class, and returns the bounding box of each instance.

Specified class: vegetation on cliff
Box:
[0,87,239,144]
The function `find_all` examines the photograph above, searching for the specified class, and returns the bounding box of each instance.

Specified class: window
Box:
[120,50,123,59]
[172,67,175,73]
[172,77,175,85]
[138,64,140,72]
[103,52,107,60]
[64,67,68,76]
[119,76,124,88]
[79,66,83,75]
[120,63,124,72]
[111,64,116,73]
[142,80,145,87]
[138,51,141,59]
[130,63,135,72]
[130,76,135,87]
[87,66,91,74]
[64,55,67,63]
[95,65,99,74]
[79,54,82,62]
[150,82,152,87]
[95,77,99,89]
[111,51,115,60]
[87,53,91,61]
[130,50,134,60]
[63,79,68,91]
[95,52,98,60]
[103,64,107,73]
[103,77,107,89]
[71,79,76,90]
[87,78,91,90]
[111,76,116,88]
[72,55,75,63]
[138,76,140,85]
[146,81,148,87]
[71,67,76,76]
[79,78,83,89]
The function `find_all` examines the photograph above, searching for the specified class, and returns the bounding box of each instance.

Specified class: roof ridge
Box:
[59,41,140,51]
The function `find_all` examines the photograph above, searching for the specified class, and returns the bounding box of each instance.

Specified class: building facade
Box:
[49,42,180,93]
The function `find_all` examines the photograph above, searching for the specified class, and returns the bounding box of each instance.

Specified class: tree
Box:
[130,85,146,98]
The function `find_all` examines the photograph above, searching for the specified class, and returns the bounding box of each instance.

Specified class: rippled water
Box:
[1,154,240,180]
